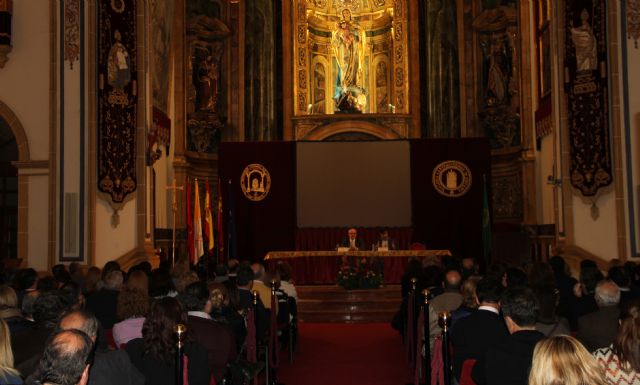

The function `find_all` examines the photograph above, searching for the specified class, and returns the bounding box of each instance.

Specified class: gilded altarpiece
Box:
[291,0,412,140]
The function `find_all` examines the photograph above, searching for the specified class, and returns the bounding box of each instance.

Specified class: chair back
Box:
[460,359,477,385]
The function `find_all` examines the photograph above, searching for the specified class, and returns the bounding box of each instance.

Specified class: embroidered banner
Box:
[565,0,611,197]
[97,0,137,204]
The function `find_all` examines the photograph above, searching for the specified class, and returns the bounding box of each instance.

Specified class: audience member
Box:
[182,281,237,383]
[568,263,603,330]
[28,329,94,385]
[0,319,22,385]
[69,262,85,288]
[504,267,528,287]
[85,270,123,329]
[83,267,102,299]
[13,268,38,307]
[608,266,639,308]
[401,258,424,299]
[250,263,275,311]
[472,286,545,385]
[213,263,229,284]
[148,268,177,299]
[236,265,268,340]
[593,300,640,385]
[112,270,149,347]
[528,335,607,385]
[13,290,71,378]
[209,282,246,352]
[430,269,463,313]
[174,271,200,294]
[58,310,144,385]
[460,257,478,280]
[37,276,58,292]
[52,264,72,288]
[0,285,31,334]
[451,278,508,381]
[21,291,39,323]
[422,265,444,298]
[276,262,298,302]
[125,297,210,385]
[534,286,570,336]
[578,279,621,352]
[450,275,481,331]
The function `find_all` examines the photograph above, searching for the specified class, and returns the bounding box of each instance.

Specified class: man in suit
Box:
[430,269,464,313]
[577,279,620,351]
[237,264,269,341]
[451,278,508,382]
[375,229,397,250]
[340,228,365,250]
[57,309,144,385]
[472,286,545,385]
[28,329,94,385]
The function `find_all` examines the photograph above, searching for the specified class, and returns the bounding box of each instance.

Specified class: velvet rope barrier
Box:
[413,306,425,385]
[438,312,452,385]
[246,291,258,385]
[268,281,281,385]
[406,278,417,369]
[175,323,187,385]
[422,289,431,385]
[431,338,444,385]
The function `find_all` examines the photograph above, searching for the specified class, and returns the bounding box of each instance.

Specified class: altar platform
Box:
[264,249,451,285]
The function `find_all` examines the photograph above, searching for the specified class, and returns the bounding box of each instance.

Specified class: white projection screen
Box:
[296,141,412,227]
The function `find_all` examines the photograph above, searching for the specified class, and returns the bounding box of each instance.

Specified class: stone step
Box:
[296,285,401,323]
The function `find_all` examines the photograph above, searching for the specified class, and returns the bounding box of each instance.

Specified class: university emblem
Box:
[240,164,271,201]
[432,160,472,198]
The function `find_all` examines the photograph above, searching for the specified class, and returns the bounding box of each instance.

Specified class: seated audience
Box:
[450,275,481,331]
[608,266,639,308]
[83,267,102,299]
[528,335,607,385]
[0,285,31,335]
[534,285,570,336]
[236,265,268,341]
[213,263,229,284]
[86,270,123,329]
[430,269,463,313]
[578,279,621,352]
[451,278,508,382]
[148,268,177,299]
[504,267,528,287]
[593,300,640,385]
[276,262,298,302]
[250,263,276,312]
[13,290,71,378]
[13,268,38,308]
[0,319,22,385]
[58,310,144,385]
[27,329,94,385]
[568,262,603,329]
[112,270,149,348]
[460,257,478,280]
[209,282,246,352]
[182,281,237,383]
[472,286,545,385]
[125,297,210,385]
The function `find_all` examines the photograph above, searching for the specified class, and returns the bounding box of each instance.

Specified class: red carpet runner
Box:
[278,322,410,385]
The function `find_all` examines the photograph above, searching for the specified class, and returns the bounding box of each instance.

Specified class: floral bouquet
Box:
[336,257,383,290]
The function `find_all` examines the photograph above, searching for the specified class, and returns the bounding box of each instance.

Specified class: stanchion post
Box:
[438,312,452,385]
[252,290,265,385]
[175,323,187,385]
[422,289,431,385]
[269,280,282,385]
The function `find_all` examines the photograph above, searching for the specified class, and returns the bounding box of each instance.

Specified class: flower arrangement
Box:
[336,257,383,290]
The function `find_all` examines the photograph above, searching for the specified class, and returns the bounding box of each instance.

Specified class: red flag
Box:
[216,178,224,260]
[193,179,204,263]
[186,177,194,263]
[204,179,214,252]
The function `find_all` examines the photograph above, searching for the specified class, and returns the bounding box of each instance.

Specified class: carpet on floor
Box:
[276,322,411,385]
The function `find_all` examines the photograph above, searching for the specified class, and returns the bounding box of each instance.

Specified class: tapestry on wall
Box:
[97,0,137,205]
[565,0,612,197]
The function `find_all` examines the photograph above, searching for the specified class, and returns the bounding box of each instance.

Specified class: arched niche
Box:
[0,99,31,263]
[304,120,402,141]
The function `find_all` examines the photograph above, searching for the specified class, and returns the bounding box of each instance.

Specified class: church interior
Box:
[0,0,637,274]
[1,0,640,384]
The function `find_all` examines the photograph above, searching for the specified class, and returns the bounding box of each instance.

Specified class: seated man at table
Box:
[375,229,397,251]
[340,228,365,251]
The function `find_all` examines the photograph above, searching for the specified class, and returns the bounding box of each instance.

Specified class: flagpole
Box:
[166,177,184,267]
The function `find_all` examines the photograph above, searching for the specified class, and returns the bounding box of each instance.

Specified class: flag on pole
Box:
[186,177,194,263]
[204,179,214,252]
[216,178,224,261]
[193,179,204,264]
[482,174,492,261]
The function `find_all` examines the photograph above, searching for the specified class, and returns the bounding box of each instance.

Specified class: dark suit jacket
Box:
[187,315,237,382]
[238,288,269,341]
[89,349,145,385]
[577,305,620,352]
[451,308,509,381]
[472,330,545,385]
[12,325,53,378]
[340,237,365,250]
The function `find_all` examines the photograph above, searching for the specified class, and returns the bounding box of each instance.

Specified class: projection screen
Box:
[296,141,412,227]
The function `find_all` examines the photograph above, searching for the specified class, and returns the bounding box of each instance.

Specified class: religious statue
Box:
[570,8,598,72]
[195,53,219,112]
[331,8,366,113]
[107,30,131,89]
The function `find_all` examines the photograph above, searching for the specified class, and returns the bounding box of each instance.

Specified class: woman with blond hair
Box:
[0,319,22,384]
[112,270,150,347]
[593,300,640,384]
[529,335,607,385]
[0,285,30,334]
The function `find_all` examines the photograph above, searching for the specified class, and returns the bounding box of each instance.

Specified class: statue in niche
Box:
[376,61,388,112]
[332,8,366,113]
[313,63,326,113]
[194,45,221,113]
[570,8,598,72]
[107,30,131,89]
